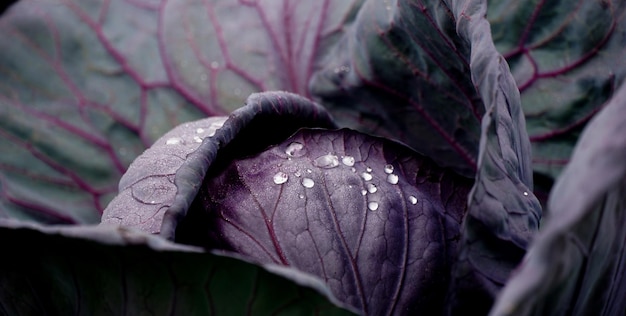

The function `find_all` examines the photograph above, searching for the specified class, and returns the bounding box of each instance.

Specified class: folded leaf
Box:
[102,91,336,235]
[0,219,356,315]
[444,0,542,313]
[490,81,626,316]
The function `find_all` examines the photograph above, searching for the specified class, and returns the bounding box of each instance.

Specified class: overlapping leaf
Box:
[177,128,472,315]
[309,0,484,178]
[490,81,626,316]
[443,0,541,313]
[0,0,360,224]
[489,0,626,180]
[102,91,337,235]
[0,219,356,315]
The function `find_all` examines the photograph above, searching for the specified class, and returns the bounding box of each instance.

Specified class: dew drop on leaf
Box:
[409,196,418,205]
[313,154,339,169]
[361,189,367,196]
[384,164,394,174]
[285,142,305,157]
[166,137,183,145]
[367,183,377,193]
[387,174,399,184]
[341,156,355,167]
[361,172,373,181]
[368,201,379,211]
[273,172,289,184]
[302,177,315,188]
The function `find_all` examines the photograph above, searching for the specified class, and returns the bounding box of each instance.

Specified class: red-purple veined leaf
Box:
[102,91,337,234]
[176,127,473,315]
[0,0,360,224]
[310,0,484,178]
[490,81,626,316]
[489,0,626,180]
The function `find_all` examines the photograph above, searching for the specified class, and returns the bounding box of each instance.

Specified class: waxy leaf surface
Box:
[0,0,359,224]
[102,91,337,235]
[177,128,473,315]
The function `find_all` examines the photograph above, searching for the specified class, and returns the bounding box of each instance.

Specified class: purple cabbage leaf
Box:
[309,0,483,178]
[490,80,626,316]
[440,0,541,313]
[0,218,356,315]
[0,0,361,224]
[488,0,626,201]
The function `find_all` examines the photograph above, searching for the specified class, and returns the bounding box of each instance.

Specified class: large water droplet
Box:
[409,196,418,205]
[341,156,355,167]
[313,154,339,169]
[285,142,304,157]
[384,164,394,174]
[368,201,379,211]
[166,137,183,145]
[273,172,288,184]
[302,177,315,188]
[367,183,377,193]
[387,174,399,184]
[361,172,373,181]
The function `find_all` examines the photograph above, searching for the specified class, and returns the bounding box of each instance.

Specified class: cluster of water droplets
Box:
[270,142,420,212]
[165,118,227,147]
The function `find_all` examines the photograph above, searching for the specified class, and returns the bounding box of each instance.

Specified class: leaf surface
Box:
[309,0,484,178]
[102,91,337,235]
[0,0,359,223]
[489,0,626,179]
[443,0,542,313]
[178,128,473,315]
[0,219,356,315]
[490,81,626,316]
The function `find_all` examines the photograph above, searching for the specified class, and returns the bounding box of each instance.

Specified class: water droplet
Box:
[205,118,227,137]
[523,191,529,196]
[361,189,367,196]
[273,172,289,184]
[166,137,183,145]
[313,154,339,169]
[193,135,203,143]
[341,156,355,167]
[299,194,304,199]
[302,177,315,188]
[306,169,312,173]
[368,201,379,211]
[387,174,399,184]
[384,164,394,174]
[361,172,373,181]
[366,167,372,172]
[284,142,304,157]
[409,196,418,205]
[351,167,356,173]
[210,61,220,69]
[196,128,205,134]
[367,183,377,193]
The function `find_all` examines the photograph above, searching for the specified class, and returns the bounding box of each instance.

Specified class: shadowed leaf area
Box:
[175,128,473,315]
